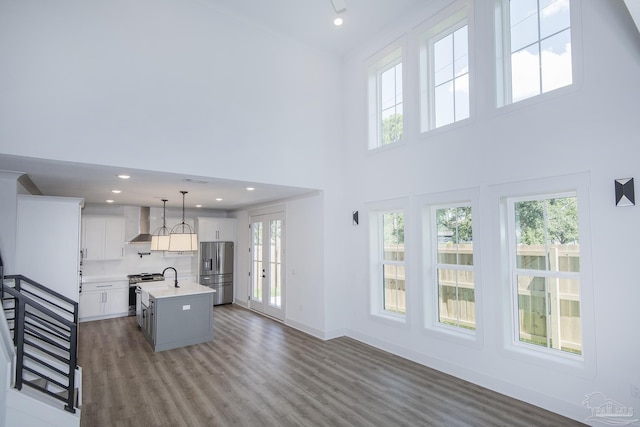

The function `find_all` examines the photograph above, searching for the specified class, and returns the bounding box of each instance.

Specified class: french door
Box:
[249,211,285,320]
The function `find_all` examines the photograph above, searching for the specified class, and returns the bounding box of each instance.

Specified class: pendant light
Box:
[150,199,170,251]
[168,191,198,252]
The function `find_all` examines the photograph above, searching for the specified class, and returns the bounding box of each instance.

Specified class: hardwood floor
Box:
[78,305,585,426]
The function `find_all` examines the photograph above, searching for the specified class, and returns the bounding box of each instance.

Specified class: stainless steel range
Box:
[127,273,165,316]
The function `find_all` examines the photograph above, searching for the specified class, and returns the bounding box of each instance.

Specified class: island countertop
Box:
[138,280,215,299]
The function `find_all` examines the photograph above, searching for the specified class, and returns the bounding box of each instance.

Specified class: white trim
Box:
[494,0,582,108]
[418,187,483,348]
[506,191,581,355]
[366,42,405,151]
[367,198,409,323]
[491,172,596,379]
[418,1,471,132]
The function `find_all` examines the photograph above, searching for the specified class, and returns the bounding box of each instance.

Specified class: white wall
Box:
[3,0,640,423]
[0,309,14,427]
[0,173,20,274]
[340,0,640,423]
[233,192,327,338]
[0,0,343,191]
[15,196,83,302]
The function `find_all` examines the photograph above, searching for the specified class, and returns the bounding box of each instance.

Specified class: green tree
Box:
[547,197,579,244]
[437,207,472,243]
[515,197,578,245]
[383,212,404,244]
[382,114,403,145]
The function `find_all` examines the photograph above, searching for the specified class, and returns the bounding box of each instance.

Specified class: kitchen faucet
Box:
[162,267,179,287]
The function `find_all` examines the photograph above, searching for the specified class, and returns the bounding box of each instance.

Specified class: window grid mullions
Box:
[513,268,579,280]
[377,60,402,146]
[429,20,468,128]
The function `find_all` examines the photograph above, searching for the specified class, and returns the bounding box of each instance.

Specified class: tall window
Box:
[431,23,470,128]
[368,48,403,149]
[434,205,475,330]
[497,0,572,105]
[509,193,582,355]
[377,211,405,315]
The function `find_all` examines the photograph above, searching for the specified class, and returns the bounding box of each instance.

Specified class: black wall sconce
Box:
[352,211,359,226]
[615,178,635,207]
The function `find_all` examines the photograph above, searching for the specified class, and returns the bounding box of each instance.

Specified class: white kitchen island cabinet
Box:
[139,280,214,352]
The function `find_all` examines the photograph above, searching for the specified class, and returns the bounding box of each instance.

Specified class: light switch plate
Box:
[182,305,191,310]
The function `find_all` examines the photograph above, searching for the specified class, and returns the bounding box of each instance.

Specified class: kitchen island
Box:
[138,280,215,352]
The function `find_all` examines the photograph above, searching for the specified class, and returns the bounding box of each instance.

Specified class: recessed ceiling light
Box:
[216,198,223,201]
[117,174,130,179]
[246,187,255,191]
[334,17,343,26]
[106,199,114,203]
[112,190,121,194]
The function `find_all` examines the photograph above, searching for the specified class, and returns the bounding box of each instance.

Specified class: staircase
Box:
[1,261,81,427]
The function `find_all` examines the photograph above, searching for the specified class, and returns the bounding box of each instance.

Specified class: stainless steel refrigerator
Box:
[199,241,234,305]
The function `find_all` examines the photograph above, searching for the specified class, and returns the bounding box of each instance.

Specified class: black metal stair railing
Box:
[1,274,79,414]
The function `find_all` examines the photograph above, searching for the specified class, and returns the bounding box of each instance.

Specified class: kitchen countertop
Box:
[138,280,215,299]
[81,275,128,284]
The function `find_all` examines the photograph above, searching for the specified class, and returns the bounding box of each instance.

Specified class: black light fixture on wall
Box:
[615,178,635,207]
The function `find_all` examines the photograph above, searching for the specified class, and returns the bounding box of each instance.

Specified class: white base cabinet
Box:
[79,280,129,322]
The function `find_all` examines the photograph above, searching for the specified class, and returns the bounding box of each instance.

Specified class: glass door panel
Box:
[249,212,285,320]
[251,221,263,303]
[269,219,282,309]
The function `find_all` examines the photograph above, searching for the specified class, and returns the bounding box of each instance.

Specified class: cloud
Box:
[541,0,570,18]
[511,41,572,102]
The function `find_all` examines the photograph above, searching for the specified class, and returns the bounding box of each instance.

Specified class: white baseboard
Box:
[284,318,326,340]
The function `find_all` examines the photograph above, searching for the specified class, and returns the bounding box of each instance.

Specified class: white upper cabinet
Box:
[197,217,236,242]
[82,216,125,261]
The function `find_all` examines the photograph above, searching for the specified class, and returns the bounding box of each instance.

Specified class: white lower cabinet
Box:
[79,280,129,322]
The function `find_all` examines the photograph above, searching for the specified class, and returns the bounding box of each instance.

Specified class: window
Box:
[434,205,475,330]
[508,193,582,355]
[382,211,405,314]
[497,0,573,105]
[370,209,406,317]
[368,48,403,149]
[429,23,470,129]
[419,3,470,132]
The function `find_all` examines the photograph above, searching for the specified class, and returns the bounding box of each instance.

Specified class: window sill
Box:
[423,322,482,349]
[370,311,407,326]
[501,340,595,379]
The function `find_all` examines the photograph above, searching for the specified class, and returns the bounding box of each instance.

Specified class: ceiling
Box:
[0,154,316,211]
[200,0,426,56]
[0,0,426,210]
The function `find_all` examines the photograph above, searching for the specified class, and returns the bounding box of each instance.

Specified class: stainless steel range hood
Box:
[129,206,153,243]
